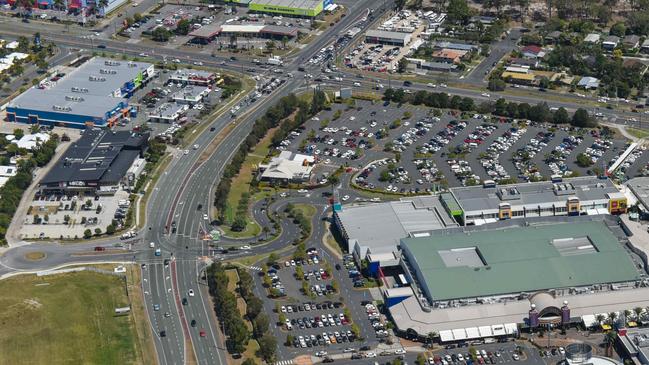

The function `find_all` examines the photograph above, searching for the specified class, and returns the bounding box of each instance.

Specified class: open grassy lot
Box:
[0,271,143,365]
[220,127,279,238]
[627,127,649,139]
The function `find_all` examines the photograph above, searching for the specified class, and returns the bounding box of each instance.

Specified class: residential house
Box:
[544,31,562,44]
[577,76,600,90]
[521,45,546,59]
[623,35,640,49]
[602,36,620,51]
[623,59,648,75]
[502,66,537,86]
[508,57,539,68]
[584,33,601,44]
[641,39,649,54]
[430,49,467,64]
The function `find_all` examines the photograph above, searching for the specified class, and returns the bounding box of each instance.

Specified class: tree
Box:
[397,58,408,73]
[266,40,276,51]
[281,36,289,49]
[243,359,257,365]
[395,0,407,9]
[94,228,102,236]
[488,78,506,91]
[246,297,263,320]
[610,22,626,37]
[257,333,277,363]
[576,153,593,167]
[285,334,294,346]
[151,27,172,42]
[133,13,143,22]
[539,77,550,90]
[83,229,92,239]
[571,108,595,128]
[253,313,269,338]
[231,215,247,232]
[447,0,471,24]
[295,265,304,280]
[227,320,249,354]
[176,19,191,35]
[267,252,279,267]
[417,354,427,365]
[553,107,569,124]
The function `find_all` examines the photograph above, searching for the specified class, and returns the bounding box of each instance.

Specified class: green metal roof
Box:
[401,221,640,301]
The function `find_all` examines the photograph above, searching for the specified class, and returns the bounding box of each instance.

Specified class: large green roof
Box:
[401,221,640,301]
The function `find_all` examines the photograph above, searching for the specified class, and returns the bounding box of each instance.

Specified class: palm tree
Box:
[52,0,64,10]
[605,331,617,357]
[634,307,644,319]
[596,314,605,325]
[281,35,288,50]
[608,312,618,326]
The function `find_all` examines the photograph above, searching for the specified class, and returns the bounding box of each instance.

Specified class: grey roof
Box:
[434,41,478,51]
[172,85,209,100]
[627,177,649,211]
[365,29,412,42]
[335,195,456,256]
[421,61,458,71]
[642,39,649,48]
[603,35,620,43]
[578,76,600,88]
[624,35,640,45]
[40,129,148,185]
[250,0,323,9]
[450,176,619,214]
[8,57,151,119]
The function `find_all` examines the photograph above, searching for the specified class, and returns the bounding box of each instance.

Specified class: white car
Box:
[188,289,194,297]
[481,93,491,97]
[183,150,189,155]
[353,82,361,87]
[394,349,406,355]
[193,61,203,66]
[342,195,350,201]
[203,214,209,220]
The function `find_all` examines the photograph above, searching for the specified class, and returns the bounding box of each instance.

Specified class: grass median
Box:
[0,269,148,364]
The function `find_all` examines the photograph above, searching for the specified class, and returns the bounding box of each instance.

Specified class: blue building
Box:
[6,57,154,129]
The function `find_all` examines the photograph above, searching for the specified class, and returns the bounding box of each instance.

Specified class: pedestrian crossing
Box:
[275,360,294,365]
[248,266,263,271]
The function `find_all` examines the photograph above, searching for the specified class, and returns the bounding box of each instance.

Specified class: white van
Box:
[149,242,155,248]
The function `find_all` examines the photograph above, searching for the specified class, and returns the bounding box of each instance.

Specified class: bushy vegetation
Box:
[207,264,277,362]
[383,88,596,127]
[0,134,59,245]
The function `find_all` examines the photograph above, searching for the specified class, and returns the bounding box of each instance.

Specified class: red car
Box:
[199,329,206,337]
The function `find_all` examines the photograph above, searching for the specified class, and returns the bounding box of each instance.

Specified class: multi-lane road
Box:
[0,1,648,364]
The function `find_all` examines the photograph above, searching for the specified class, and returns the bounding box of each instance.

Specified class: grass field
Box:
[220,126,278,238]
[0,271,143,365]
[627,127,649,139]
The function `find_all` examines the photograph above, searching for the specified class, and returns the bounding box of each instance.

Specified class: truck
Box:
[267,56,283,66]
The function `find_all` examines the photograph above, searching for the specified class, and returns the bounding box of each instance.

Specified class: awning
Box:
[491,325,506,336]
[478,326,493,337]
[465,327,480,339]
[504,323,518,335]
[452,328,467,340]
[601,324,612,330]
[439,330,454,342]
